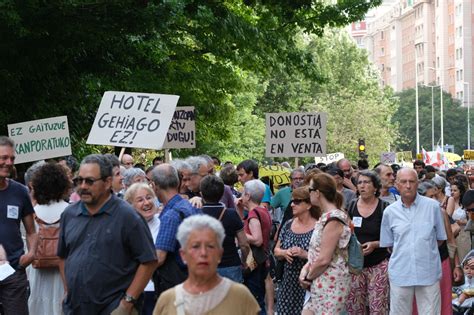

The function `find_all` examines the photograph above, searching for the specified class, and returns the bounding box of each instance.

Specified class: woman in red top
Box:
[236,179,272,315]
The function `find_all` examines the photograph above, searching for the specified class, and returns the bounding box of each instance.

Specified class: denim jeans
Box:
[217,265,243,283]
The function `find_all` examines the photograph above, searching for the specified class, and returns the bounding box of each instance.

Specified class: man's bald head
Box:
[121,154,134,169]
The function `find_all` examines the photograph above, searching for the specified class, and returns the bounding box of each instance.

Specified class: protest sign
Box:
[87,91,179,150]
[380,152,396,164]
[265,112,327,157]
[259,165,291,187]
[396,151,413,163]
[162,106,195,149]
[314,152,345,164]
[8,116,71,164]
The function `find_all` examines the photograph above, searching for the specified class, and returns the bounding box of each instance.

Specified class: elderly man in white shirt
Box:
[380,168,447,315]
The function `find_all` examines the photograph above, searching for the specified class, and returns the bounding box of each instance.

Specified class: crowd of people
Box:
[1,133,474,314]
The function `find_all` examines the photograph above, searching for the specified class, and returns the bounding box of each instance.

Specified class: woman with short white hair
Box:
[124,182,160,315]
[154,215,259,314]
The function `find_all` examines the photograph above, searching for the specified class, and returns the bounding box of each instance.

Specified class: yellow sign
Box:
[465,150,474,160]
[416,153,423,160]
[259,165,291,187]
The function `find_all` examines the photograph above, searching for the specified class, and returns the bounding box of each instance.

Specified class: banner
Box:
[265,112,327,157]
[8,116,71,164]
[87,91,179,150]
[314,152,345,164]
[162,106,195,149]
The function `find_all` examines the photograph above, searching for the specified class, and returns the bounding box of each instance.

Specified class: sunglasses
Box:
[73,177,105,186]
[308,187,317,193]
[291,199,309,205]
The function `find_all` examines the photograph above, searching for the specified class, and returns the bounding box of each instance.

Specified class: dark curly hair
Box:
[32,162,70,205]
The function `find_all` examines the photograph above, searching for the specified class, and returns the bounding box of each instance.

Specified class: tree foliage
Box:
[0,0,383,164]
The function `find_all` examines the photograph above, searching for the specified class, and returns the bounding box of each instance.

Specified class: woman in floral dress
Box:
[299,173,351,315]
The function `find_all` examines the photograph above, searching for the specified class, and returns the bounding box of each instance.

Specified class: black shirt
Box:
[348,198,390,268]
[202,203,244,267]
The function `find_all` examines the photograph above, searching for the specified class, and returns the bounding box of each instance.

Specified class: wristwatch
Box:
[123,293,137,304]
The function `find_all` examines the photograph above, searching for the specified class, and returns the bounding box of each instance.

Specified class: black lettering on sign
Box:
[270,130,286,139]
[167,131,195,145]
[270,143,284,154]
[294,128,321,139]
[291,142,323,154]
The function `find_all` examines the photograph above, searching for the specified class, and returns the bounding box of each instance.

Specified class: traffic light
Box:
[358,139,367,159]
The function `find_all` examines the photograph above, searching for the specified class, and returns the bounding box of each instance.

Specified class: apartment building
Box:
[351,0,474,106]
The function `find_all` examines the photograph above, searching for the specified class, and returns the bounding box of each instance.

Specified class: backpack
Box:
[32,216,61,269]
[324,212,364,275]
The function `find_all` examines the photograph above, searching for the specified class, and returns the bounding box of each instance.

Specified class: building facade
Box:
[350,0,474,107]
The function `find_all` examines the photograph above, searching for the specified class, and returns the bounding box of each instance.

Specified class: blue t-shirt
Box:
[0,179,35,269]
[263,184,272,204]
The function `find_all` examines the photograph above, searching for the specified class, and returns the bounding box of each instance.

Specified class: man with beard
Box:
[58,154,157,315]
[375,163,399,204]
[336,158,357,192]
[0,136,37,315]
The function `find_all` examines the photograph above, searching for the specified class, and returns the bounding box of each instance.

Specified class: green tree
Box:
[0,1,382,159]
[256,30,399,165]
[392,86,470,155]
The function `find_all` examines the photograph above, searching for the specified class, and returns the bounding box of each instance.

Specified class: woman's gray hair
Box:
[418,181,436,196]
[122,167,146,188]
[244,179,266,204]
[124,182,156,204]
[177,215,225,248]
[431,176,447,191]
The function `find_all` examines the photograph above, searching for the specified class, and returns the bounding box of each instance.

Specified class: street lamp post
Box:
[430,85,435,151]
[422,84,437,151]
[464,82,471,150]
[415,48,420,154]
[428,66,445,148]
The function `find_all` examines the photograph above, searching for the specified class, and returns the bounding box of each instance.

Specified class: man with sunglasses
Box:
[58,154,157,315]
[0,136,37,315]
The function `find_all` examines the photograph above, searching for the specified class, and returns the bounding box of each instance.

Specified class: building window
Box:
[381,47,385,56]
[381,31,384,40]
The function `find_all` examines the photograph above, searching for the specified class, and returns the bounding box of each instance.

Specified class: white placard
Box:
[314,152,345,164]
[8,116,72,164]
[265,112,327,157]
[380,152,396,164]
[162,106,196,149]
[87,91,179,150]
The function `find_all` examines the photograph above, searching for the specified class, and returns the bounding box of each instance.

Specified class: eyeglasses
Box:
[308,187,317,193]
[73,177,106,186]
[291,199,309,205]
[291,177,304,181]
